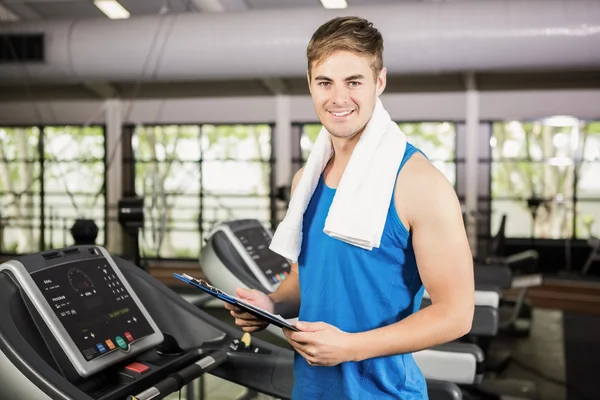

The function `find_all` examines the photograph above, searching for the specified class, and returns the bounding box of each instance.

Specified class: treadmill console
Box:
[0,245,163,378]
[209,220,292,291]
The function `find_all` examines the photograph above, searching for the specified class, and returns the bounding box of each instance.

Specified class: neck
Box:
[328,128,364,172]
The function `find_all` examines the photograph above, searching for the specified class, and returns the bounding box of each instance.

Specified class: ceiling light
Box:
[320,0,348,10]
[94,0,130,20]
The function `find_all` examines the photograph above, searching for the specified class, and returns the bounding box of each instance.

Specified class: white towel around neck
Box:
[269,97,407,263]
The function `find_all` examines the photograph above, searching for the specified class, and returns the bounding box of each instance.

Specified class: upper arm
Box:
[287,167,304,275]
[397,156,474,316]
[290,167,304,195]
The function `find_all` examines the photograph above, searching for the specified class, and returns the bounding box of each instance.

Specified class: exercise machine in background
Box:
[118,196,147,271]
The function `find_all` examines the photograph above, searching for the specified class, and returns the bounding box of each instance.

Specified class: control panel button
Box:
[115,336,128,350]
[125,362,150,374]
[105,339,115,350]
[124,332,134,342]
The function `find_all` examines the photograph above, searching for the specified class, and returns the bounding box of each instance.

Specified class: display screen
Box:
[31,259,155,362]
[234,227,291,284]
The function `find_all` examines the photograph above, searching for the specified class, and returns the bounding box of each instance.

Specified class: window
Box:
[490,119,599,239]
[299,122,457,186]
[43,126,106,249]
[132,124,273,259]
[201,124,273,241]
[0,127,41,253]
[398,122,457,186]
[575,121,600,238]
[133,125,202,259]
[0,125,106,255]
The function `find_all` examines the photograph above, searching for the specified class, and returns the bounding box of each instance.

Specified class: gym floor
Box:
[163,290,600,400]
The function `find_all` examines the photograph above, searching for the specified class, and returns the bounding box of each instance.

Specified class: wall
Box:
[1,90,600,125]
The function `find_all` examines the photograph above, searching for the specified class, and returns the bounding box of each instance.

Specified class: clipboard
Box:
[174,273,300,332]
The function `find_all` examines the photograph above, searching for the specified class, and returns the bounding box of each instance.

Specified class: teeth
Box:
[331,110,353,117]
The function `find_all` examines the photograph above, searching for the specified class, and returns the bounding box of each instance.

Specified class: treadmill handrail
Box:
[129,350,228,400]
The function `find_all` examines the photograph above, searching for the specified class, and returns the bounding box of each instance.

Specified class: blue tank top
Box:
[293,143,428,400]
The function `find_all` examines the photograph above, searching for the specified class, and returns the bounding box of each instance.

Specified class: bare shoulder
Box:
[291,167,304,194]
[394,152,460,230]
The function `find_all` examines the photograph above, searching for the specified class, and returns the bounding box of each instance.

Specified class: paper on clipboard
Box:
[175,273,299,331]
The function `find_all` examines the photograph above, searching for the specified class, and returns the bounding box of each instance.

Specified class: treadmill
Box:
[0,245,294,400]
[200,219,481,399]
[0,244,460,400]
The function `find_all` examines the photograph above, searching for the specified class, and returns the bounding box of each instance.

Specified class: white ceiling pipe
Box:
[0,0,599,84]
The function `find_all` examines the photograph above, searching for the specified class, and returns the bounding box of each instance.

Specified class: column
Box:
[465,73,479,255]
[105,99,124,254]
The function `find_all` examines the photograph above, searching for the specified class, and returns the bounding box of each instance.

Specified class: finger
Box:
[230,310,261,321]
[234,318,266,327]
[241,325,263,333]
[295,321,326,332]
[224,303,241,312]
[295,347,321,366]
[285,330,310,344]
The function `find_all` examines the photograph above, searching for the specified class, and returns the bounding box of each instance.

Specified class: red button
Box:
[124,332,134,342]
[125,362,149,374]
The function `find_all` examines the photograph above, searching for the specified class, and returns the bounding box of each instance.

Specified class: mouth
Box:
[328,109,355,119]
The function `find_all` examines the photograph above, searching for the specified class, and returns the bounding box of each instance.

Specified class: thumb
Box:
[235,287,258,300]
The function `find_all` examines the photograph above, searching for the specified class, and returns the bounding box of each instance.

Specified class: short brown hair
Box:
[306,16,384,79]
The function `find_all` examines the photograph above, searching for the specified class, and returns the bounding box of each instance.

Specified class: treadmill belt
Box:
[563,312,600,400]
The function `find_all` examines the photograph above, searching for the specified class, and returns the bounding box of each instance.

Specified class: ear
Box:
[376,67,387,96]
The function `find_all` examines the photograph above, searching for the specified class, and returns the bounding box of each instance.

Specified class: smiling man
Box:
[225,16,475,399]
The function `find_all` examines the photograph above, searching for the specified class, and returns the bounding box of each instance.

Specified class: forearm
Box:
[268,269,301,319]
[351,302,473,362]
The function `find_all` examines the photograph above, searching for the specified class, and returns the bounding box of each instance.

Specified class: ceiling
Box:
[1,0,597,101]
[0,0,408,21]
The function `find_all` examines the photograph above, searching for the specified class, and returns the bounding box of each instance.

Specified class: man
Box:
[226,16,474,399]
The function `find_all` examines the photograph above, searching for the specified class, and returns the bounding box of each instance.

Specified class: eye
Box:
[318,82,331,87]
[348,81,361,87]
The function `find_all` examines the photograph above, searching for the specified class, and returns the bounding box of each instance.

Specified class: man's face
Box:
[308,50,386,140]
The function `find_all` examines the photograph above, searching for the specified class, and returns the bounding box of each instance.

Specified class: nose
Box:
[331,85,349,105]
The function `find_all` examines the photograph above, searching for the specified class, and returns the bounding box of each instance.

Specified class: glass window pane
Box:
[491,161,575,200]
[575,201,600,239]
[202,124,271,161]
[301,124,321,162]
[133,125,201,162]
[0,127,42,253]
[577,162,600,199]
[202,196,271,229]
[140,194,200,259]
[399,122,456,161]
[202,160,270,196]
[492,199,573,239]
[580,121,600,161]
[133,125,202,259]
[43,126,105,248]
[44,126,104,161]
[492,120,579,161]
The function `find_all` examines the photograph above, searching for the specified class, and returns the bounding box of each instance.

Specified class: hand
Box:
[283,321,355,366]
[224,288,274,333]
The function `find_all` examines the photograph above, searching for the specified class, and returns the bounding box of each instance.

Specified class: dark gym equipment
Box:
[70,219,99,245]
[117,196,145,270]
